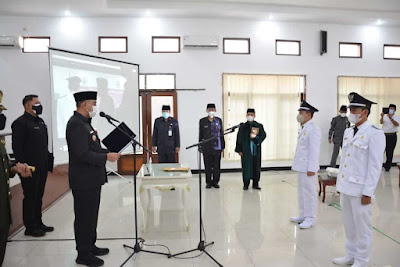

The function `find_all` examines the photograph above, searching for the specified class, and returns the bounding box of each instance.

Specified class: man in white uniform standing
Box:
[333,92,385,267]
[291,101,321,229]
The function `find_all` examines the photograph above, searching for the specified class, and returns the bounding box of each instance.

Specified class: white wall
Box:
[1,16,400,171]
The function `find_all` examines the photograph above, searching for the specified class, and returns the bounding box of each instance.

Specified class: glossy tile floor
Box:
[3,169,400,267]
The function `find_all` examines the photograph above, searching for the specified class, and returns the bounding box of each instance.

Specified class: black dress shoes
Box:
[243,186,249,190]
[253,186,262,190]
[92,246,110,256]
[76,255,104,267]
[24,228,46,237]
[213,184,220,189]
[206,184,212,189]
[39,223,55,232]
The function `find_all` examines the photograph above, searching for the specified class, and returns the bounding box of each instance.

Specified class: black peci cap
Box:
[247,108,255,113]
[73,91,97,102]
[340,105,347,112]
[207,103,216,109]
[162,105,171,111]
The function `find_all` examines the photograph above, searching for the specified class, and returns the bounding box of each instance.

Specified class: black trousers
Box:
[203,152,222,185]
[243,156,260,188]
[385,133,397,170]
[158,152,176,163]
[20,169,48,229]
[72,187,101,256]
[0,224,9,266]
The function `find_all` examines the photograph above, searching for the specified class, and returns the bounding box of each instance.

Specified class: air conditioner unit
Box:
[183,35,219,48]
[0,36,23,49]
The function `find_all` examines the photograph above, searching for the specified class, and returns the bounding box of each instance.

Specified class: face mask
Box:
[162,112,170,119]
[32,104,43,115]
[348,113,361,124]
[247,116,254,122]
[87,105,98,118]
[0,114,6,130]
[340,113,346,118]
[389,109,395,115]
[296,114,305,123]
[208,111,215,118]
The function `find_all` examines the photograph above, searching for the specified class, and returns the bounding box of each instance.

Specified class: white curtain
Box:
[223,74,305,161]
[338,76,400,156]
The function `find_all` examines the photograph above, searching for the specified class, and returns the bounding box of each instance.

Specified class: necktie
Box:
[354,126,358,135]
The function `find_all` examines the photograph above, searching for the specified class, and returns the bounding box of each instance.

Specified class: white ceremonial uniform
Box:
[292,120,321,223]
[337,120,385,267]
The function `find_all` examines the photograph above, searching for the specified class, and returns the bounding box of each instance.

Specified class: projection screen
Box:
[49,48,140,165]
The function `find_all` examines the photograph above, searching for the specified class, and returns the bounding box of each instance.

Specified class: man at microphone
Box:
[66,91,120,267]
[199,104,225,189]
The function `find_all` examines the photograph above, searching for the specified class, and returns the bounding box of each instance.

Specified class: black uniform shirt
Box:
[199,116,225,154]
[66,112,108,190]
[152,117,180,154]
[11,112,49,172]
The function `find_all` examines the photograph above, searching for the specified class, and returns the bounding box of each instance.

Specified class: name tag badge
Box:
[168,129,173,137]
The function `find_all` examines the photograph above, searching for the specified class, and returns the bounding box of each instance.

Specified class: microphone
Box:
[99,112,120,123]
[226,123,243,131]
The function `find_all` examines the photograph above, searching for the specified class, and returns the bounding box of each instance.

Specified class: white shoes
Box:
[299,220,313,229]
[290,216,305,223]
[332,256,355,265]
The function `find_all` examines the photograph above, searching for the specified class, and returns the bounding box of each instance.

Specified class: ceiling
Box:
[0,0,400,26]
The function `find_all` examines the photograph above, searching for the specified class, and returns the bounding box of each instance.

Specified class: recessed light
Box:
[65,10,71,16]
[376,19,385,25]
[269,14,274,20]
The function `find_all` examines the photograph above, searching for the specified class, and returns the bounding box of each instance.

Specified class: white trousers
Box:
[297,172,317,222]
[340,194,372,267]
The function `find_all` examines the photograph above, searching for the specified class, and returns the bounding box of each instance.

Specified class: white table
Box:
[137,163,192,231]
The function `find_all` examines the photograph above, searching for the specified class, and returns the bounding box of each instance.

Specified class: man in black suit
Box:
[152,105,180,163]
[11,95,54,237]
[199,103,225,188]
[66,91,120,267]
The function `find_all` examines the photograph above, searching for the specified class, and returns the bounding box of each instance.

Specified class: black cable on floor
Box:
[8,237,145,242]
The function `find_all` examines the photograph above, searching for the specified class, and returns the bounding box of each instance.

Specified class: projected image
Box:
[49,50,139,164]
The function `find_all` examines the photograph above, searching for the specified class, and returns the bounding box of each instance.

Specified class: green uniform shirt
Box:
[0,140,14,228]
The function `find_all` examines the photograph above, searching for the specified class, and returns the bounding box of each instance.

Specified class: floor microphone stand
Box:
[103,118,171,266]
[168,127,238,267]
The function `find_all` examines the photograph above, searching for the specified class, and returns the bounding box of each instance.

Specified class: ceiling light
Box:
[376,19,385,25]
[269,14,274,20]
[65,10,71,16]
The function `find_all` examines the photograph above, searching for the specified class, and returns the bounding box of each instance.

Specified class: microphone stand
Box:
[168,127,239,267]
[102,118,171,266]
